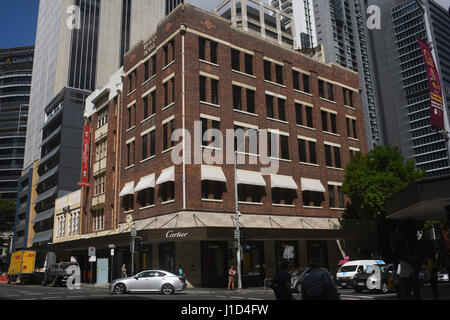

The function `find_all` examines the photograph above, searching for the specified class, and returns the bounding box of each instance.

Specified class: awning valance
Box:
[271,174,298,190]
[135,174,156,193]
[236,170,266,187]
[119,182,135,197]
[32,229,53,243]
[156,166,175,185]
[33,208,55,224]
[301,178,326,193]
[201,166,226,183]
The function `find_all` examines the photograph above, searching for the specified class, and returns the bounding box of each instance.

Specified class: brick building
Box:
[54,4,366,288]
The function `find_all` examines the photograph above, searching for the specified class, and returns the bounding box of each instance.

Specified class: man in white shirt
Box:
[396,259,413,300]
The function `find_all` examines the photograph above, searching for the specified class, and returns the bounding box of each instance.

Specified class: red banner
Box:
[78,125,91,187]
[417,38,445,129]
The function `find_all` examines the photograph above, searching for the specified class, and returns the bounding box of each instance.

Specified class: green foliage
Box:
[0,196,16,231]
[342,145,426,219]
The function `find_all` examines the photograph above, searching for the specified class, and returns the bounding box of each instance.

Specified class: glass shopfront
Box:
[159,243,175,274]
[275,241,299,272]
[242,241,265,287]
[307,240,329,270]
[201,241,228,288]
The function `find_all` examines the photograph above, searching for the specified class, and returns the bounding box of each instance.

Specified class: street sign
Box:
[89,256,96,263]
[131,226,137,238]
[111,249,115,256]
[88,247,96,257]
[234,230,240,239]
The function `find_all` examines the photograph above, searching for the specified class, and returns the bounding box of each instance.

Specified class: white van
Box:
[336,260,385,288]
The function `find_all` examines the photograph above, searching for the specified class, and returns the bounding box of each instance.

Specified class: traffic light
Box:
[135,237,143,253]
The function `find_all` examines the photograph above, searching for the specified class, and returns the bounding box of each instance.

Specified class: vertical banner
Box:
[78,125,91,187]
[417,37,445,129]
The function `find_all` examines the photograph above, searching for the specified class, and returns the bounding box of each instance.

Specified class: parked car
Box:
[290,268,310,293]
[110,270,186,295]
[438,269,449,283]
[336,260,385,288]
[42,262,79,287]
[353,264,395,294]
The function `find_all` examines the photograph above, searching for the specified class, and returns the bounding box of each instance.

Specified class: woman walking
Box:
[228,266,237,291]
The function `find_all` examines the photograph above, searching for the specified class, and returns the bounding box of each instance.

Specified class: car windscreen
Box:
[366,265,386,274]
[339,265,357,272]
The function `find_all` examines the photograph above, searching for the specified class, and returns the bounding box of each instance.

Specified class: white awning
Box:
[301,178,326,193]
[134,174,156,192]
[271,174,298,190]
[156,166,175,185]
[236,170,266,187]
[119,182,135,197]
[201,166,226,183]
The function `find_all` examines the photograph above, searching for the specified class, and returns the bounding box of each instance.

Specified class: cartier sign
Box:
[165,230,189,239]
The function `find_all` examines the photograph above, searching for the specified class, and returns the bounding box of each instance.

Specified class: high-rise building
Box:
[271,0,317,49]
[312,0,383,149]
[24,0,168,172]
[368,0,450,177]
[0,46,34,201]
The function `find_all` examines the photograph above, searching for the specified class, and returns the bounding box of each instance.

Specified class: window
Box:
[245,54,253,75]
[321,111,328,132]
[278,98,286,121]
[200,76,206,102]
[343,88,354,107]
[163,78,175,107]
[202,181,224,200]
[123,195,134,212]
[266,95,274,118]
[97,109,108,128]
[150,130,156,157]
[338,186,345,208]
[238,185,264,203]
[199,37,217,64]
[57,215,66,237]
[264,60,272,81]
[346,118,358,139]
[293,70,300,90]
[142,134,148,160]
[210,41,217,64]
[128,104,136,129]
[280,135,290,160]
[318,80,325,98]
[96,140,107,161]
[152,55,157,77]
[163,40,175,67]
[128,71,137,92]
[302,191,324,207]
[330,113,337,134]
[295,103,303,125]
[201,117,221,148]
[138,188,155,207]
[211,79,219,105]
[303,74,310,93]
[93,209,105,231]
[275,65,283,85]
[126,140,135,167]
[272,188,296,205]
[298,138,317,164]
[144,61,149,81]
[246,89,255,114]
[328,185,336,208]
[199,37,206,60]
[325,144,342,168]
[69,211,80,235]
[159,182,174,202]
[233,86,242,110]
[322,111,338,134]
[295,104,314,128]
[200,76,219,106]
[163,119,175,150]
[327,83,334,101]
[94,174,106,195]
[231,49,240,70]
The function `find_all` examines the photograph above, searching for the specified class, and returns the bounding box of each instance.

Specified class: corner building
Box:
[76,4,366,288]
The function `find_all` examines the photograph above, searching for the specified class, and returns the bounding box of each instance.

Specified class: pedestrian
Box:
[411,254,422,300]
[425,255,439,300]
[178,264,184,277]
[228,266,237,291]
[272,260,295,300]
[300,258,339,300]
[397,257,413,300]
[121,264,127,278]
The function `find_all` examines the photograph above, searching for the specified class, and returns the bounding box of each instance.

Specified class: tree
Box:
[0,196,16,232]
[342,145,426,259]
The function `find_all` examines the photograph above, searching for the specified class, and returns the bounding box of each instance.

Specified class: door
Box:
[307,241,329,270]
[96,259,109,285]
[132,271,159,292]
[201,241,227,288]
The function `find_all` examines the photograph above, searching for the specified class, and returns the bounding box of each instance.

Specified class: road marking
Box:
[230,296,244,299]
[247,298,263,300]
[215,295,227,298]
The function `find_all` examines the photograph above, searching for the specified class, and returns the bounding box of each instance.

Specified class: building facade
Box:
[313,0,382,149]
[51,5,366,287]
[0,46,34,201]
[368,0,450,177]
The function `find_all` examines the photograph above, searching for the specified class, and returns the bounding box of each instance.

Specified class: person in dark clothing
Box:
[425,256,439,300]
[272,261,295,300]
[411,254,422,300]
[300,258,339,300]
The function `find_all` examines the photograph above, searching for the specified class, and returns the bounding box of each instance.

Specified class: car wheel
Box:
[295,283,302,293]
[114,283,127,295]
[161,283,174,295]
[41,279,47,286]
[381,282,388,294]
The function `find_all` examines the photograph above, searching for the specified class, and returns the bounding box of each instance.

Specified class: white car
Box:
[438,270,449,282]
[336,260,385,288]
[110,270,186,295]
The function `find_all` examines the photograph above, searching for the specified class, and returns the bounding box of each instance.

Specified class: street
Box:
[1,283,449,301]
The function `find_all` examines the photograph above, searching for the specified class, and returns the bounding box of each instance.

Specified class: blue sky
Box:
[0,0,39,49]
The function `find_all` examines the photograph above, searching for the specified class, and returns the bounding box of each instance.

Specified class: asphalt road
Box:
[1,283,449,301]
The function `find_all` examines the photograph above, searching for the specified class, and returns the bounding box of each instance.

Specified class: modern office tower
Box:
[369,0,450,177]
[313,0,382,149]
[0,46,34,201]
[271,0,317,49]
[24,0,168,172]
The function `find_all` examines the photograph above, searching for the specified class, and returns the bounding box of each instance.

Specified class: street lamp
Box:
[233,129,262,290]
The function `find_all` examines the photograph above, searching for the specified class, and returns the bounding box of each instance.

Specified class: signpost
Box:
[88,247,96,284]
[109,244,116,283]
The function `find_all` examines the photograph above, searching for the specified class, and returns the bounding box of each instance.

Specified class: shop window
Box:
[138,188,155,207]
[201,181,225,200]
[238,185,265,203]
[275,241,299,272]
[272,188,297,205]
[242,242,265,287]
[159,243,175,274]
[159,182,175,202]
[123,195,134,211]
